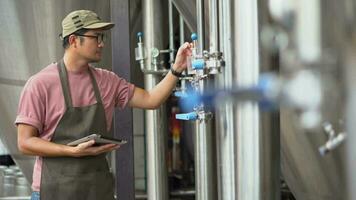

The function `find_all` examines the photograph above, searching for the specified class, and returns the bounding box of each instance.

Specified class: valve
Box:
[137,32,143,42]
[135,32,145,62]
[174,91,188,98]
[191,33,198,48]
[175,109,212,121]
[189,33,224,75]
[192,59,205,70]
[205,51,224,74]
[175,32,221,122]
[176,112,198,120]
[319,122,346,156]
[190,33,201,61]
[319,132,346,156]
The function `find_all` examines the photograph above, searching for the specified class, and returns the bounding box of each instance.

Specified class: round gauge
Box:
[151,48,160,58]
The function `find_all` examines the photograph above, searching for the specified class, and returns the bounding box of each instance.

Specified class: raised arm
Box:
[128,42,192,109]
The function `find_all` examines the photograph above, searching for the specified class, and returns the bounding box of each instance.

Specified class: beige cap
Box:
[61,10,114,38]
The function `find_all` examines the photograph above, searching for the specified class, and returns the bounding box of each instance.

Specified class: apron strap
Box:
[57,59,73,108]
[87,68,103,104]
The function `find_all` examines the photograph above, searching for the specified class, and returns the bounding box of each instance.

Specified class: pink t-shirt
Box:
[15,63,135,191]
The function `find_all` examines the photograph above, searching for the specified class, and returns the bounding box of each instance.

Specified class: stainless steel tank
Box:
[281,110,345,200]
[278,0,347,198]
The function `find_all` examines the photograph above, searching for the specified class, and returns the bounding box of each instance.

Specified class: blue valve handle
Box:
[137,32,143,43]
[176,112,198,120]
[191,33,198,41]
[191,33,198,49]
[192,59,205,70]
[174,91,188,98]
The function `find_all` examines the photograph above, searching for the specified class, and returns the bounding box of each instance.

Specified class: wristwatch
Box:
[170,67,183,77]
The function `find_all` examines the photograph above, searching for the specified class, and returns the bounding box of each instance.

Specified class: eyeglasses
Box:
[75,33,106,44]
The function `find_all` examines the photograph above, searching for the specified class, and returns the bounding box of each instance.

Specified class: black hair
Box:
[61,28,89,49]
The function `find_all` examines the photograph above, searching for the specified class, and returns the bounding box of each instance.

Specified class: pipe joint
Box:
[204,51,225,74]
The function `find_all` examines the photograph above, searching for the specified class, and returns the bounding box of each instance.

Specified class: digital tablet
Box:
[67,134,127,146]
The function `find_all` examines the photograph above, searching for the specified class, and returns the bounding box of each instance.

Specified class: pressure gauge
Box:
[151,48,160,58]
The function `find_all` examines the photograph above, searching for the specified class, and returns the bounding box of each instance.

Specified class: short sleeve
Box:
[14,77,45,133]
[113,76,135,109]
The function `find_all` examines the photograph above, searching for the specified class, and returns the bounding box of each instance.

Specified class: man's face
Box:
[74,29,107,63]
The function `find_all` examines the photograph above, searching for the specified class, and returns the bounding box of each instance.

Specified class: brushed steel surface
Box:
[143,0,169,199]
[279,0,346,199]
[194,119,217,200]
[233,0,261,199]
[281,111,345,200]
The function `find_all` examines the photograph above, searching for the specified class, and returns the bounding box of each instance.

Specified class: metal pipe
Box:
[196,0,205,52]
[169,0,175,65]
[179,15,187,91]
[180,16,185,45]
[144,99,168,200]
[143,0,169,199]
[216,103,236,200]
[234,0,261,199]
[296,0,321,63]
[194,0,216,199]
[345,45,356,200]
[192,72,217,200]
[195,119,216,200]
[209,0,219,53]
[143,0,164,71]
[216,0,237,199]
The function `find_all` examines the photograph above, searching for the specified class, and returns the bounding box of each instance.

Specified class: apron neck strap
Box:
[87,67,103,104]
[58,59,72,108]
[57,59,103,108]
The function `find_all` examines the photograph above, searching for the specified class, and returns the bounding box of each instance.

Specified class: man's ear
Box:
[68,35,77,48]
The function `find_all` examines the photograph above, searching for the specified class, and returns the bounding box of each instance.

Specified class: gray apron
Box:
[40,60,115,200]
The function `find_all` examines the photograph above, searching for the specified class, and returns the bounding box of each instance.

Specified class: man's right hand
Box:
[70,140,120,157]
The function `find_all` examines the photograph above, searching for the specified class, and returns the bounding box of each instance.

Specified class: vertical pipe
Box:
[143,0,169,199]
[209,0,219,53]
[195,0,217,199]
[234,0,261,199]
[296,0,321,63]
[346,46,356,200]
[194,72,216,200]
[179,15,187,90]
[216,0,237,199]
[179,16,185,45]
[195,119,216,200]
[169,0,175,64]
[196,0,205,52]
[144,0,163,71]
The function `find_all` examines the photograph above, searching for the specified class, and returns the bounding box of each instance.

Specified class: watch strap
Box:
[170,68,183,77]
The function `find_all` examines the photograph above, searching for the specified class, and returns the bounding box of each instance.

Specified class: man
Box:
[15,10,191,200]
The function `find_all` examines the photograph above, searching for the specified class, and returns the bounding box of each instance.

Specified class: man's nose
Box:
[98,41,104,48]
